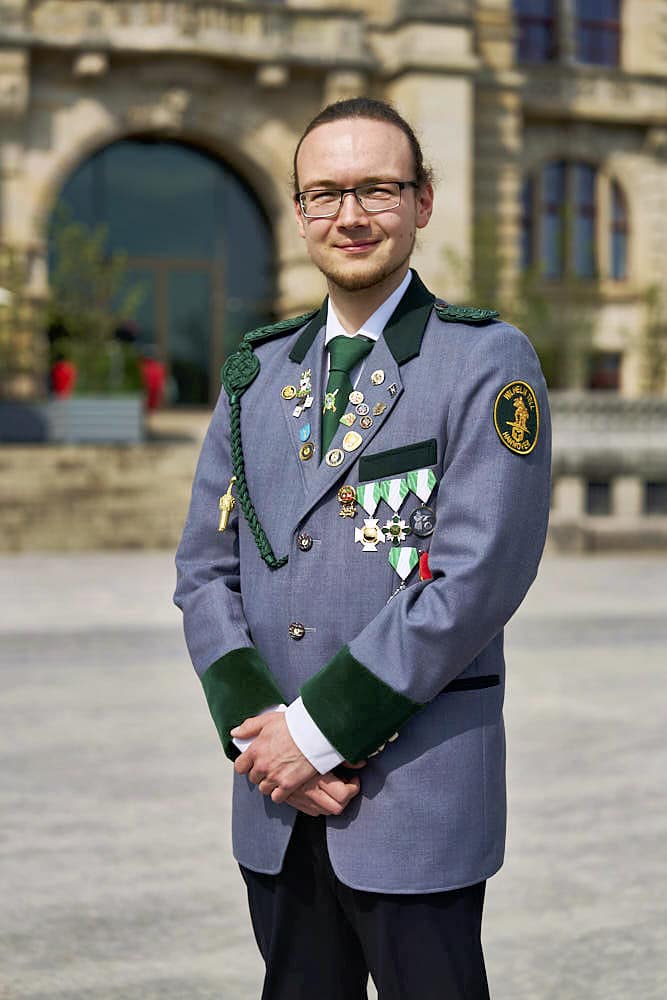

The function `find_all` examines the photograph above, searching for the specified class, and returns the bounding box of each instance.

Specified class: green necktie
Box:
[321,334,374,454]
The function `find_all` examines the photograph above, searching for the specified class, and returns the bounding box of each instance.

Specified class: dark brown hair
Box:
[292,97,433,195]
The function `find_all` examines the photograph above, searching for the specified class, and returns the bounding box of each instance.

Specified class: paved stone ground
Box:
[1,552,666,1000]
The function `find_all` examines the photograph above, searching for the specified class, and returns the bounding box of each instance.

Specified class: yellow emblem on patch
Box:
[493,380,539,455]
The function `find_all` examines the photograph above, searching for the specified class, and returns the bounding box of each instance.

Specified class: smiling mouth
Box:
[335,241,379,253]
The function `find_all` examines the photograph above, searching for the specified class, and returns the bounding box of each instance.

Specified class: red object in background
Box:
[141,358,166,410]
[51,360,77,397]
[418,550,432,581]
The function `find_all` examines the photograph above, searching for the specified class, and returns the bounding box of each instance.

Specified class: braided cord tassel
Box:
[228,392,288,570]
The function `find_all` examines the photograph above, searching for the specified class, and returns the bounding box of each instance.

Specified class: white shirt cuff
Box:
[231,704,287,753]
[285,697,344,774]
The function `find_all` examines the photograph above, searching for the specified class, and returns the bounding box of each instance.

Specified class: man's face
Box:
[294,118,433,293]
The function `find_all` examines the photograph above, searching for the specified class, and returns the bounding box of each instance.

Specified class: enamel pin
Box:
[338,485,357,518]
[281,385,296,400]
[370,370,385,386]
[323,388,339,414]
[299,423,311,442]
[343,431,363,452]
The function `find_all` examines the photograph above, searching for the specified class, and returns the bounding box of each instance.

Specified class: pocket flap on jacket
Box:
[358,438,437,482]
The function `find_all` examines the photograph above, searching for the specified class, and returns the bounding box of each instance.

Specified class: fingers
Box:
[230,715,266,740]
[318,772,361,806]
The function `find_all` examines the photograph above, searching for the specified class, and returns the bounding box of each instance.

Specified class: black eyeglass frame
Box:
[295,180,419,218]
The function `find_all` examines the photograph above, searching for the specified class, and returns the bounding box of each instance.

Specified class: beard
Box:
[313,233,416,293]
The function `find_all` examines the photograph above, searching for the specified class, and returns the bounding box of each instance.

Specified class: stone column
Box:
[612,476,643,517]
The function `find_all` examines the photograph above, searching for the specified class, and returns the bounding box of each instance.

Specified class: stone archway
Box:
[47,134,278,405]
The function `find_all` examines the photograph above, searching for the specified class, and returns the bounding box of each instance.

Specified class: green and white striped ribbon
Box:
[356,481,382,516]
[406,468,437,503]
[379,477,409,512]
[388,546,419,581]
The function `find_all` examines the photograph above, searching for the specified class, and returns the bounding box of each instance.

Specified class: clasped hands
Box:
[231,711,364,817]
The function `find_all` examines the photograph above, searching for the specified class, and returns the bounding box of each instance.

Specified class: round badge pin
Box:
[325,448,345,467]
[370,369,385,386]
[342,431,363,452]
[355,402,370,416]
[299,442,315,461]
[409,506,435,538]
[359,415,373,430]
[349,390,364,406]
[281,385,297,400]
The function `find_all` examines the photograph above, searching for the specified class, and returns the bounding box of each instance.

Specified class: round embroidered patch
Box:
[493,380,539,455]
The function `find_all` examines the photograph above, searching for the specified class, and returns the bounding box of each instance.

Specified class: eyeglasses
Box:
[296,181,418,219]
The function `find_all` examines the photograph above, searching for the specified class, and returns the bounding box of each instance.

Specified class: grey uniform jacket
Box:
[174,271,551,894]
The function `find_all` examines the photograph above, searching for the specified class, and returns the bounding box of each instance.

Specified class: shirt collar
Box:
[325,270,413,345]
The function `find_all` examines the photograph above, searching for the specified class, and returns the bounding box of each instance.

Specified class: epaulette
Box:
[434,300,499,324]
[243,308,319,345]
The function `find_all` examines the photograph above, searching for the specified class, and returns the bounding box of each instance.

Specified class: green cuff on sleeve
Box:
[201,647,287,761]
[300,645,421,764]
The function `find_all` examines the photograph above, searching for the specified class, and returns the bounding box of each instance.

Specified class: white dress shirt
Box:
[234,270,413,773]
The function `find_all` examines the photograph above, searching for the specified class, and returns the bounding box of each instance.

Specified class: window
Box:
[586,480,611,516]
[610,181,628,281]
[576,0,621,66]
[644,482,667,516]
[514,0,558,63]
[588,351,621,390]
[522,162,628,282]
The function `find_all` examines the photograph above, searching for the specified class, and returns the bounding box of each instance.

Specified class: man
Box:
[175,97,551,999]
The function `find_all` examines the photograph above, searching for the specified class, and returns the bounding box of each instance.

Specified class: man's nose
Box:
[337,190,369,225]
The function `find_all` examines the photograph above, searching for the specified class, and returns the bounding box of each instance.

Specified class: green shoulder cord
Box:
[220,310,318,570]
[221,340,288,570]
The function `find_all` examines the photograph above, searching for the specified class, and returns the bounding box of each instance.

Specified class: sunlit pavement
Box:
[1,552,666,1000]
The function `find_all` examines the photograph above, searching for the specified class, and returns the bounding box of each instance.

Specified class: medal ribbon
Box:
[379,477,409,512]
[406,468,437,503]
[356,481,382,516]
[388,546,419,581]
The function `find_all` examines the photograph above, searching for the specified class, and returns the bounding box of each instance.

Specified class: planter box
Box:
[47,395,144,444]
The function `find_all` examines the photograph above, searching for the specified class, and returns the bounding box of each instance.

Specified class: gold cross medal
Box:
[218,476,237,532]
[354,518,386,552]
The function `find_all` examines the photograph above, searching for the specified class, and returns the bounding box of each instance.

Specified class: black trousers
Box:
[240,814,490,1000]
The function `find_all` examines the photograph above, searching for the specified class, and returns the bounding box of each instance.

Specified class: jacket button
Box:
[288,621,306,640]
[297,533,313,552]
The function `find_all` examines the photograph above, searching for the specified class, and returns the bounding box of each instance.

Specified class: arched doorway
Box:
[48,137,275,405]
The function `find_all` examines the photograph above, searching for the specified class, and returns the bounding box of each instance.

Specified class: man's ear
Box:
[294,197,307,240]
[415,182,434,230]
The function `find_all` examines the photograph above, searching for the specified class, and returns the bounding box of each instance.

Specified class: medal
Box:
[359,415,372,430]
[299,442,315,461]
[349,390,364,405]
[354,518,386,552]
[409,505,435,538]
[342,430,362,452]
[281,385,296,400]
[370,369,385,386]
[355,402,370,416]
[383,514,411,546]
[372,402,387,416]
[338,484,357,518]
[325,448,344,467]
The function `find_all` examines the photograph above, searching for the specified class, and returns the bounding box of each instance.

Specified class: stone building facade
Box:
[1,0,667,547]
[1,0,666,401]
